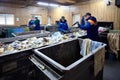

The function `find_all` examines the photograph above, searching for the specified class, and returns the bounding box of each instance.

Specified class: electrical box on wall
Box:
[115,0,120,7]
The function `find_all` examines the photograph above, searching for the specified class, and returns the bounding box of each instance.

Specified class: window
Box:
[0,14,5,25]
[48,16,51,24]
[0,14,14,25]
[72,14,80,27]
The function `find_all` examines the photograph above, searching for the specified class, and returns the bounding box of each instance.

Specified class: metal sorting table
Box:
[0,31,50,57]
[0,30,50,43]
[0,29,86,57]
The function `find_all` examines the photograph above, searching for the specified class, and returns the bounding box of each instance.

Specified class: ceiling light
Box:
[37,2,48,6]
[49,4,59,7]
[37,2,59,7]
[60,6,69,9]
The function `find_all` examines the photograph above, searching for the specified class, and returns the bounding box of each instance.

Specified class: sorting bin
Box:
[0,49,37,80]
[30,38,106,80]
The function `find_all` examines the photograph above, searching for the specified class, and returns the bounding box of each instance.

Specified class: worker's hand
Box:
[33,24,35,27]
[62,30,68,34]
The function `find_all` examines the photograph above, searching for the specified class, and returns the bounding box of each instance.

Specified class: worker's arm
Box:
[81,16,85,25]
[58,22,66,32]
[58,27,66,32]
[78,22,91,30]
[78,16,90,30]
[66,23,69,29]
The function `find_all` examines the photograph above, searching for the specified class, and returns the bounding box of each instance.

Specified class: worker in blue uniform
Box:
[34,17,40,30]
[58,16,69,33]
[78,13,99,41]
[28,18,35,30]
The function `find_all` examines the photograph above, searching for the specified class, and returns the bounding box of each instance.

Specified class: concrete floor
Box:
[103,60,120,80]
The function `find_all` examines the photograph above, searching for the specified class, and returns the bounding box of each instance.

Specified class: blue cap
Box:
[85,12,91,16]
[90,16,97,22]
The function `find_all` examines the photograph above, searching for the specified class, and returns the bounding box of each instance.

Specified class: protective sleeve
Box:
[79,22,91,30]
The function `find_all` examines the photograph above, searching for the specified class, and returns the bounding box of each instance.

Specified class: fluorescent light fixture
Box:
[37,2,59,7]
[60,6,69,9]
[49,4,59,7]
[37,2,48,6]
